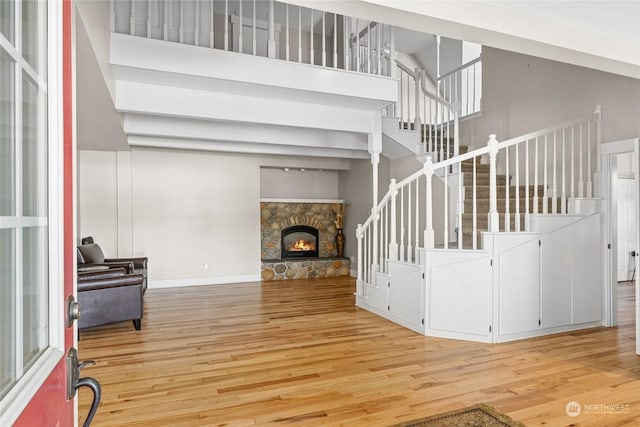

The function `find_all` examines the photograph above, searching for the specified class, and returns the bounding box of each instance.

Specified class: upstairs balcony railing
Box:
[111,0,393,77]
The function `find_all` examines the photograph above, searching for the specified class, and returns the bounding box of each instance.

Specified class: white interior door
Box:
[617,178,636,281]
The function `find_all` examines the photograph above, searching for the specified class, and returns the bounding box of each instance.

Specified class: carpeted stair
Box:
[411,130,555,250]
[457,145,558,249]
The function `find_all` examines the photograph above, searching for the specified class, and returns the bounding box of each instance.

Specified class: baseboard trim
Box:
[148,274,261,289]
[494,320,604,343]
[356,300,425,335]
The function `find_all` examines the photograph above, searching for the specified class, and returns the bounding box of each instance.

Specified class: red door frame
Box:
[13,0,75,424]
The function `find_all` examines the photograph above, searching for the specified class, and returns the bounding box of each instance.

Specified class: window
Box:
[0,0,56,406]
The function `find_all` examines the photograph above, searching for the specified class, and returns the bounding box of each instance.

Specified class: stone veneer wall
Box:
[261,259,351,281]
[260,201,342,260]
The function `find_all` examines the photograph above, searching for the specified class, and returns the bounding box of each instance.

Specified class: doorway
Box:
[617,171,636,282]
[602,138,640,355]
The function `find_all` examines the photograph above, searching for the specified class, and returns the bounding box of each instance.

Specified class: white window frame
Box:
[0,1,66,425]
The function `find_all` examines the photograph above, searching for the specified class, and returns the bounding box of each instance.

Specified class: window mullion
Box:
[15,232,23,379]
[0,33,47,91]
[37,0,48,347]
[13,0,24,376]
[15,65,22,217]
[14,0,21,57]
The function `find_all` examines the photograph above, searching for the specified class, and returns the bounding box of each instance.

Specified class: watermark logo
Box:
[584,403,631,415]
[565,401,631,417]
[566,401,581,417]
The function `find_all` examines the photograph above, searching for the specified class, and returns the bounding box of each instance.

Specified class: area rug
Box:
[390,404,525,427]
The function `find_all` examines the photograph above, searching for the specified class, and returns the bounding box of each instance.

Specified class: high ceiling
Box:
[75,0,640,154]
[287,0,640,79]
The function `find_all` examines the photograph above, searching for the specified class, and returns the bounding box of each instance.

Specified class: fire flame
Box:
[291,239,314,251]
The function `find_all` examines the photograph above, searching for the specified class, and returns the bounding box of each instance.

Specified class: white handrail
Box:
[439,57,481,81]
[420,70,456,111]
[396,60,416,78]
[357,108,601,286]
[437,56,482,117]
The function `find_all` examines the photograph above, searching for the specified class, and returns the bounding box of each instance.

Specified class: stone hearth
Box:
[260,199,350,281]
[261,258,351,281]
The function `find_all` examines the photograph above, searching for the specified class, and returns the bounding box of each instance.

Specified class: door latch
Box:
[67,348,101,426]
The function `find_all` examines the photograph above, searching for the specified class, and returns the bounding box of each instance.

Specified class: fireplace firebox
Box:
[281,225,319,258]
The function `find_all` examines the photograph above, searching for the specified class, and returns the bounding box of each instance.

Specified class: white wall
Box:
[462,41,482,64]
[78,148,352,287]
[130,148,262,285]
[416,36,461,84]
[78,151,118,254]
[79,148,262,286]
[461,47,640,149]
[260,168,339,199]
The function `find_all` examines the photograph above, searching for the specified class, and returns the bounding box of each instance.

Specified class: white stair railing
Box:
[384,60,460,161]
[419,70,460,161]
[438,56,482,117]
[356,107,601,291]
[350,21,389,75]
[112,0,391,77]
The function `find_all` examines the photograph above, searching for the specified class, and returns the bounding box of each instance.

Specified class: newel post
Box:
[388,179,399,261]
[110,0,116,32]
[424,157,435,249]
[267,0,276,58]
[488,134,500,232]
[370,145,380,273]
[414,68,421,132]
[594,105,603,196]
[356,224,364,293]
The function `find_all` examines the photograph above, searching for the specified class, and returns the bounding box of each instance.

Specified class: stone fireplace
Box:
[260,200,350,281]
[281,225,319,258]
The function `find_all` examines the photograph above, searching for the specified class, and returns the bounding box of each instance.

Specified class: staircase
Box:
[359,107,603,343]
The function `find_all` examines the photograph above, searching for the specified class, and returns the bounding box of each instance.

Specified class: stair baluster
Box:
[515,143,521,231]
[505,143,510,231]
[561,129,567,214]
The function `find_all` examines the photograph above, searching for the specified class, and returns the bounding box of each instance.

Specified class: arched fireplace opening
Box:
[281,225,319,258]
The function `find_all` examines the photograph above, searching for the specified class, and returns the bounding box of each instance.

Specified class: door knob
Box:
[67,295,80,327]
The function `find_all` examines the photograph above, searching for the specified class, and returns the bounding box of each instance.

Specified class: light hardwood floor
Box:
[79,278,640,426]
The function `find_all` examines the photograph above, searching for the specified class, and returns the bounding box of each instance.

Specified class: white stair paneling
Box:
[485,233,542,338]
[537,213,602,325]
[361,271,389,314]
[572,213,602,324]
[387,261,424,332]
[540,224,573,328]
[425,250,492,342]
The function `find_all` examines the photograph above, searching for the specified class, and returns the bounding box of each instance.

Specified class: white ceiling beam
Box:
[127,135,371,159]
[116,81,378,134]
[122,114,368,150]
